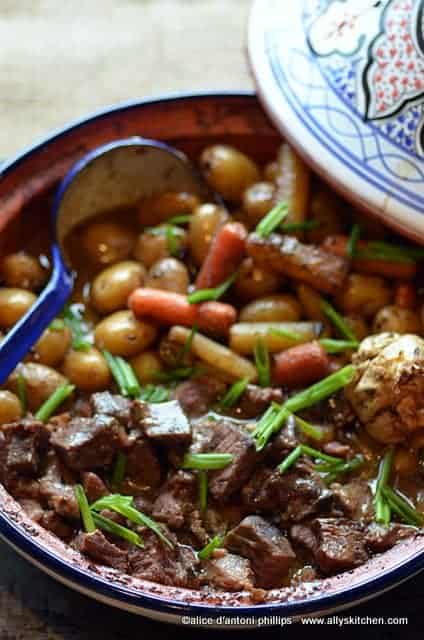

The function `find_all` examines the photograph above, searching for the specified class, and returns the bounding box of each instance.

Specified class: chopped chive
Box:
[220,377,249,408]
[293,415,324,441]
[320,299,358,343]
[103,350,127,394]
[198,471,208,512]
[165,224,180,257]
[381,487,423,527]
[49,318,66,331]
[197,534,224,561]
[166,214,192,225]
[356,241,424,264]
[256,201,289,238]
[268,327,303,341]
[155,365,201,384]
[254,338,271,387]
[278,445,303,474]
[279,220,320,233]
[63,305,91,351]
[112,452,127,490]
[278,443,344,475]
[177,325,197,366]
[74,484,95,534]
[316,455,365,483]
[141,385,170,403]
[188,272,238,304]
[115,357,141,398]
[17,373,27,414]
[92,512,144,547]
[347,224,361,258]
[35,383,75,422]
[91,494,173,548]
[181,453,234,471]
[319,338,359,354]
[374,448,394,525]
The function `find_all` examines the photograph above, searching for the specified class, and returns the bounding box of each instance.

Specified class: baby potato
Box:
[130,350,163,384]
[239,294,302,323]
[94,310,157,357]
[81,222,136,266]
[343,315,370,341]
[242,182,275,227]
[1,252,46,291]
[91,261,146,314]
[373,305,422,335]
[145,257,189,294]
[393,447,418,476]
[133,227,187,268]
[0,390,22,424]
[306,183,344,244]
[189,203,228,266]
[63,348,111,391]
[234,258,281,302]
[138,191,200,227]
[336,273,391,318]
[7,363,67,412]
[0,288,36,327]
[263,160,279,183]
[33,324,72,367]
[200,145,260,203]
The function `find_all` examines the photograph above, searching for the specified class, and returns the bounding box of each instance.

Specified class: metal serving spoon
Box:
[0,137,213,384]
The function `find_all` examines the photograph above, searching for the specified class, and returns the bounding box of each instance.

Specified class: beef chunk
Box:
[207,422,257,501]
[203,551,254,591]
[74,530,128,572]
[235,385,284,420]
[50,415,123,471]
[126,438,161,488]
[313,518,368,573]
[90,392,132,423]
[133,400,191,445]
[365,523,416,553]
[40,511,74,541]
[322,441,352,458]
[18,498,45,522]
[39,453,79,520]
[152,471,197,529]
[290,524,318,555]
[174,376,226,417]
[332,479,374,521]
[129,529,199,588]
[82,472,109,503]
[225,515,296,588]
[0,419,49,482]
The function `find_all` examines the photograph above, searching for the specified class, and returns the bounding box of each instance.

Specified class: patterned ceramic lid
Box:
[248,0,424,243]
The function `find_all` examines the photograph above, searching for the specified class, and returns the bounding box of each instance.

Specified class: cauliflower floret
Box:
[345,333,424,443]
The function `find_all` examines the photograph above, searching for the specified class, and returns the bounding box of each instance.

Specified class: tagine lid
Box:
[248,0,424,243]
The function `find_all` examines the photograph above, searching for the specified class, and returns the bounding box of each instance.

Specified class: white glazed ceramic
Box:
[248,0,424,243]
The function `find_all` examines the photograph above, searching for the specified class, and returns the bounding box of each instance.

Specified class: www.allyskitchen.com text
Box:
[181,614,408,627]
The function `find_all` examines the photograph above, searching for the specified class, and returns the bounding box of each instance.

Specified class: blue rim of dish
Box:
[0,91,424,619]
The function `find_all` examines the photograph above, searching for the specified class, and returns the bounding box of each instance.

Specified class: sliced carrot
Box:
[272,341,330,388]
[322,235,417,279]
[196,301,237,335]
[394,282,417,309]
[195,221,247,289]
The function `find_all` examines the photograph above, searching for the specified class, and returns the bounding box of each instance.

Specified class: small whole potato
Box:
[263,160,279,183]
[138,191,200,227]
[91,261,146,314]
[200,145,260,203]
[145,257,189,294]
[33,324,72,367]
[7,363,67,412]
[0,390,22,424]
[239,294,302,323]
[189,203,228,266]
[63,348,111,391]
[1,252,46,291]
[336,273,391,317]
[234,258,281,302]
[133,227,187,268]
[81,222,136,266]
[343,315,370,341]
[0,288,36,327]
[94,310,157,357]
[130,350,163,384]
[373,305,422,335]
[242,181,275,227]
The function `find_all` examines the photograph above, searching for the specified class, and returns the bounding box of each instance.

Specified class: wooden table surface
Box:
[0,1,423,636]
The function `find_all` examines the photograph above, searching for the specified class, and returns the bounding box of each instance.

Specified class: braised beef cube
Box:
[225,515,296,588]
[291,566,318,585]
[189,419,220,454]
[90,392,132,423]
[174,376,226,417]
[236,385,284,420]
[290,524,318,556]
[242,468,282,512]
[0,419,49,480]
[365,523,416,553]
[82,472,109,503]
[332,480,374,521]
[74,530,128,572]
[152,471,197,529]
[51,415,122,471]
[133,400,191,445]
[18,498,45,522]
[129,529,199,588]
[208,423,257,501]
[40,511,74,541]
[203,551,255,591]
[314,518,368,573]
[264,415,298,463]
[39,453,79,520]
[126,438,161,488]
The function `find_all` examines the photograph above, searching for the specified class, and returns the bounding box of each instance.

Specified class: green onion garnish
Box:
[220,377,249,408]
[197,534,224,561]
[315,455,365,484]
[319,338,359,353]
[279,220,320,233]
[374,448,394,525]
[139,385,170,403]
[253,365,356,450]
[320,299,358,343]
[49,318,66,331]
[166,214,192,225]
[356,241,424,264]
[278,446,303,474]
[91,494,172,548]
[155,365,201,384]
[112,452,127,490]
[293,415,324,441]
[188,272,238,304]
[256,201,289,238]
[268,327,303,341]
[17,373,27,414]
[103,351,141,398]
[35,383,75,422]
[177,325,197,366]
[165,224,180,257]
[198,471,208,512]
[254,338,271,387]
[74,484,96,534]
[63,305,91,351]
[278,443,344,475]
[347,224,361,258]
[181,453,234,471]
[92,512,144,547]
[381,486,423,527]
